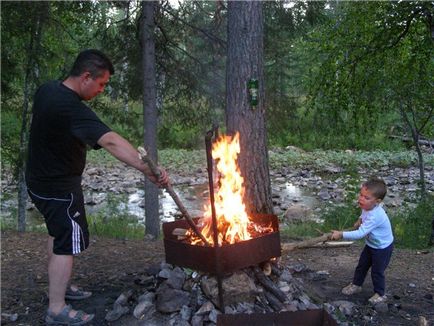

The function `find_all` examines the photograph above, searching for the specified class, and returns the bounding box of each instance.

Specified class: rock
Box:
[196,301,214,315]
[374,302,389,313]
[208,308,220,323]
[317,189,331,201]
[201,271,258,307]
[283,204,312,222]
[331,300,355,316]
[105,304,129,322]
[179,305,192,321]
[115,289,133,306]
[133,300,154,319]
[419,316,429,326]
[156,284,190,313]
[191,314,204,326]
[166,267,186,290]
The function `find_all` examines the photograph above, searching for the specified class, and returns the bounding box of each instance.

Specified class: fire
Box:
[191,132,272,246]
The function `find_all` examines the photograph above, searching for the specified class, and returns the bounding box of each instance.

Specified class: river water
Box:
[0,182,319,229]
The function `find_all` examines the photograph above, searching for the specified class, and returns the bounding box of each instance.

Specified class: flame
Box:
[190,132,272,246]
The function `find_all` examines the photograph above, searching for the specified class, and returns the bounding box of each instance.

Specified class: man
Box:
[26,49,168,325]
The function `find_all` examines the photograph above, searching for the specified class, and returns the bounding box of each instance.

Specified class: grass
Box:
[88,213,145,240]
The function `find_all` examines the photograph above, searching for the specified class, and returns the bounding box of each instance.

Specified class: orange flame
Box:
[190,132,272,246]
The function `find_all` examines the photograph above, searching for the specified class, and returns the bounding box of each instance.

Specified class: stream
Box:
[0,181,320,229]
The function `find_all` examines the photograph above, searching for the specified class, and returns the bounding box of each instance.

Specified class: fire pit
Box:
[162,128,282,309]
[163,213,280,274]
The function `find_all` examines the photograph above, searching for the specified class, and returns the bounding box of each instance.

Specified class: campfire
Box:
[182,132,274,246]
[163,129,281,276]
[111,129,339,325]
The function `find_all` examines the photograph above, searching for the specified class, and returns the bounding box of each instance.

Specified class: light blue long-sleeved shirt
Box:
[343,204,393,249]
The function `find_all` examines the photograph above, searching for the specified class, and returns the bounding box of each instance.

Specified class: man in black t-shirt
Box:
[26,49,168,325]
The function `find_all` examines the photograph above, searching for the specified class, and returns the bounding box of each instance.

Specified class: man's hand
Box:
[147,167,169,188]
[330,230,343,240]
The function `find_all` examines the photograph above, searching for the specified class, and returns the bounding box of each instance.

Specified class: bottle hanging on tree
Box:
[248,78,258,107]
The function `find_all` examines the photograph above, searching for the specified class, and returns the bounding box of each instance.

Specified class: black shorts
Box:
[28,188,89,255]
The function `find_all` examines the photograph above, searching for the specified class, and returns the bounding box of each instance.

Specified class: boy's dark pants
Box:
[352,243,393,296]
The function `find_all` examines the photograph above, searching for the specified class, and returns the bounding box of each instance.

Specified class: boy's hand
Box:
[330,230,343,240]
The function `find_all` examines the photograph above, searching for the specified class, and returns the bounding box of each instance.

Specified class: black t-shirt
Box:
[26,81,111,195]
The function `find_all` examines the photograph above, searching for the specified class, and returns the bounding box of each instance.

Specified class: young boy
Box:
[331,177,394,304]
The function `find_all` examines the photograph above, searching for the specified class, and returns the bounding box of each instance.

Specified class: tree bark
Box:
[17,3,48,232]
[141,1,160,238]
[399,101,426,197]
[226,1,273,215]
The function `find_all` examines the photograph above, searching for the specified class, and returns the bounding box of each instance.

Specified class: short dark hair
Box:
[69,49,114,78]
[363,177,387,200]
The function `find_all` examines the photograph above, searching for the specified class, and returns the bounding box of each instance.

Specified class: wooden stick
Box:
[281,233,332,251]
[138,147,210,246]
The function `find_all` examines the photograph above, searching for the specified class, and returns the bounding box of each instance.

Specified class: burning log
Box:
[138,147,210,246]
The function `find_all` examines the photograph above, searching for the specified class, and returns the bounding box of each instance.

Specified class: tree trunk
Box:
[399,101,426,198]
[141,1,160,238]
[226,1,273,214]
[17,3,48,232]
[430,214,434,246]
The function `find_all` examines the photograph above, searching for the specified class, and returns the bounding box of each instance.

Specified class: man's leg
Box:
[47,248,73,314]
[47,237,89,320]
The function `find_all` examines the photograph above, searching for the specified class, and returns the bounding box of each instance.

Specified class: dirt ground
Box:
[1,230,433,325]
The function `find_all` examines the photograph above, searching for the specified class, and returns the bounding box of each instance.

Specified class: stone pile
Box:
[104,261,342,325]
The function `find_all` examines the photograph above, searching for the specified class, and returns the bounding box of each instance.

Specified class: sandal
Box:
[45,304,94,325]
[65,287,92,301]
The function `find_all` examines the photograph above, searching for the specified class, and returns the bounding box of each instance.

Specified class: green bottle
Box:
[248,78,258,107]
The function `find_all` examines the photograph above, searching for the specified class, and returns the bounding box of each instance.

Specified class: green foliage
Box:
[392,198,434,249]
[1,105,22,169]
[87,193,145,240]
[279,221,328,242]
[88,213,145,240]
[159,148,206,174]
[269,148,432,172]
[298,1,433,150]
[90,96,144,144]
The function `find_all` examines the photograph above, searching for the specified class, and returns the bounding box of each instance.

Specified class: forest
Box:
[1,1,433,237]
[1,2,434,325]
[2,1,433,152]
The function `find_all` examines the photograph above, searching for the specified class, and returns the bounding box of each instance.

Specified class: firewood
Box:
[313,241,353,248]
[281,233,332,251]
[253,267,287,303]
[256,292,274,313]
[262,262,272,276]
[264,291,284,311]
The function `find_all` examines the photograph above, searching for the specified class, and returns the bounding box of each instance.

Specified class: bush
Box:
[392,198,434,249]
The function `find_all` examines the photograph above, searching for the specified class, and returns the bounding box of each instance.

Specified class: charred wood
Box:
[253,267,287,303]
[264,291,284,311]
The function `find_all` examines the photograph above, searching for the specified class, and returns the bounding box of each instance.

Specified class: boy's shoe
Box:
[341,283,362,295]
[368,293,387,304]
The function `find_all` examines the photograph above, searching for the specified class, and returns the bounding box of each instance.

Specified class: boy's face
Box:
[358,186,381,211]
